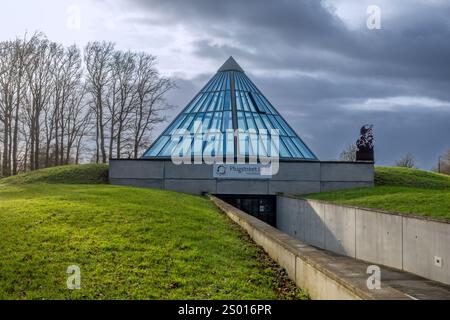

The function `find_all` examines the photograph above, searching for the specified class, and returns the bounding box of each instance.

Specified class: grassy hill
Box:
[0,165,305,299]
[0,164,109,185]
[305,167,450,220]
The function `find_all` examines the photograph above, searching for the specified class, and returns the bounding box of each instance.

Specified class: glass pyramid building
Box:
[143,57,317,161]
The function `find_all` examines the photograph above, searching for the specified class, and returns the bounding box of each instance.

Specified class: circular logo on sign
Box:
[216,165,226,176]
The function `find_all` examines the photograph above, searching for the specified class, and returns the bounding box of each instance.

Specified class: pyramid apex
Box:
[218,56,244,73]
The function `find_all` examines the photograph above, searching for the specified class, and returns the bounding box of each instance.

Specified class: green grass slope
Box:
[305,167,450,220]
[0,165,305,299]
[375,166,450,189]
[0,164,109,185]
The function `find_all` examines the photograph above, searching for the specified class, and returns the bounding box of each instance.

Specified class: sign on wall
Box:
[213,164,272,179]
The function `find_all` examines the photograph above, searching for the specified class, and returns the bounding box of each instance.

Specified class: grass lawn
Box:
[305,167,450,220]
[0,165,305,300]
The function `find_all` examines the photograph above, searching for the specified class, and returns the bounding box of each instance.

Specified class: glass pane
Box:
[159,138,179,157]
[214,91,223,111]
[210,112,223,130]
[185,94,203,113]
[222,111,233,131]
[199,94,212,112]
[253,113,267,132]
[180,114,195,130]
[260,95,277,114]
[236,91,243,111]
[165,113,187,135]
[202,74,217,92]
[207,92,218,112]
[282,137,302,158]
[223,91,232,111]
[245,93,257,112]
[244,112,257,131]
[266,115,284,135]
[234,73,242,90]
[237,111,247,130]
[212,73,223,91]
[242,74,255,92]
[225,73,230,90]
[202,112,213,131]
[278,139,292,158]
[192,94,207,112]
[253,93,270,113]
[292,137,315,159]
[275,116,296,136]
[224,131,234,156]
[261,114,275,131]
[145,135,170,157]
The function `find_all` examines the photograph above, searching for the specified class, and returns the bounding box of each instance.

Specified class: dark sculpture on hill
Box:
[356,124,374,161]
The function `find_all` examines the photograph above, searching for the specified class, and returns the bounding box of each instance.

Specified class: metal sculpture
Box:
[356,124,374,161]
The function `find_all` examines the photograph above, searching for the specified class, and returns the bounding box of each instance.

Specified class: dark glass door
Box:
[217,195,276,226]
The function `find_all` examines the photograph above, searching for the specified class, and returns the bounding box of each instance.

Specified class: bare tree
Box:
[395,153,415,168]
[339,144,357,162]
[84,42,114,163]
[11,35,34,174]
[0,32,174,175]
[107,50,138,158]
[131,53,174,158]
[0,40,16,176]
[432,149,450,174]
[25,36,57,170]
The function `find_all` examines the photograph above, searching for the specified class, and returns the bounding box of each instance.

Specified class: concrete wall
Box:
[277,197,450,285]
[109,159,374,195]
[210,196,415,300]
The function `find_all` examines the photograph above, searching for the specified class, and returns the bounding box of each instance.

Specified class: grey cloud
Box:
[124,0,450,169]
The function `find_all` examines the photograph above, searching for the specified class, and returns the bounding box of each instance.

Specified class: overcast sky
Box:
[1,0,449,168]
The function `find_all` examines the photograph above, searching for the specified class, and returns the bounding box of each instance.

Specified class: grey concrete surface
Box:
[304,200,326,249]
[272,162,320,181]
[321,162,374,182]
[269,181,320,195]
[324,203,356,257]
[403,217,450,285]
[216,179,269,194]
[110,178,163,189]
[320,181,373,192]
[109,160,164,179]
[211,195,450,300]
[164,179,217,194]
[164,162,213,179]
[277,196,450,285]
[109,159,374,195]
[355,208,403,269]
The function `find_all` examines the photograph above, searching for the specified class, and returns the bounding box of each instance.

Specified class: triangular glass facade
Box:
[143,57,317,160]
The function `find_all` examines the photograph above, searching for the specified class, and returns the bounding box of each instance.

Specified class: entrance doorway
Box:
[216,194,276,226]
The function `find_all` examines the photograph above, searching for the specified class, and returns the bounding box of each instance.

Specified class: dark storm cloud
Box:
[127,0,450,169]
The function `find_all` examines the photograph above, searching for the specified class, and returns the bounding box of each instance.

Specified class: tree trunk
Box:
[98,94,107,163]
[2,117,9,176]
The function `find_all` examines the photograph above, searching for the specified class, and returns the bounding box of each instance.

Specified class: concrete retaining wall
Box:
[210,196,414,300]
[277,197,450,285]
[109,159,374,195]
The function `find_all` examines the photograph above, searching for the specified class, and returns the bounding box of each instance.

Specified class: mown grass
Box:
[1,164,109,185]
[0,165,306,300]
[305,167,450,220]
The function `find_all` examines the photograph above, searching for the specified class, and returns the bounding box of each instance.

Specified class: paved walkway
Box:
[308,247,450,300]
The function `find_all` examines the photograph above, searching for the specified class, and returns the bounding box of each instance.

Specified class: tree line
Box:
[0,32,174,177]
